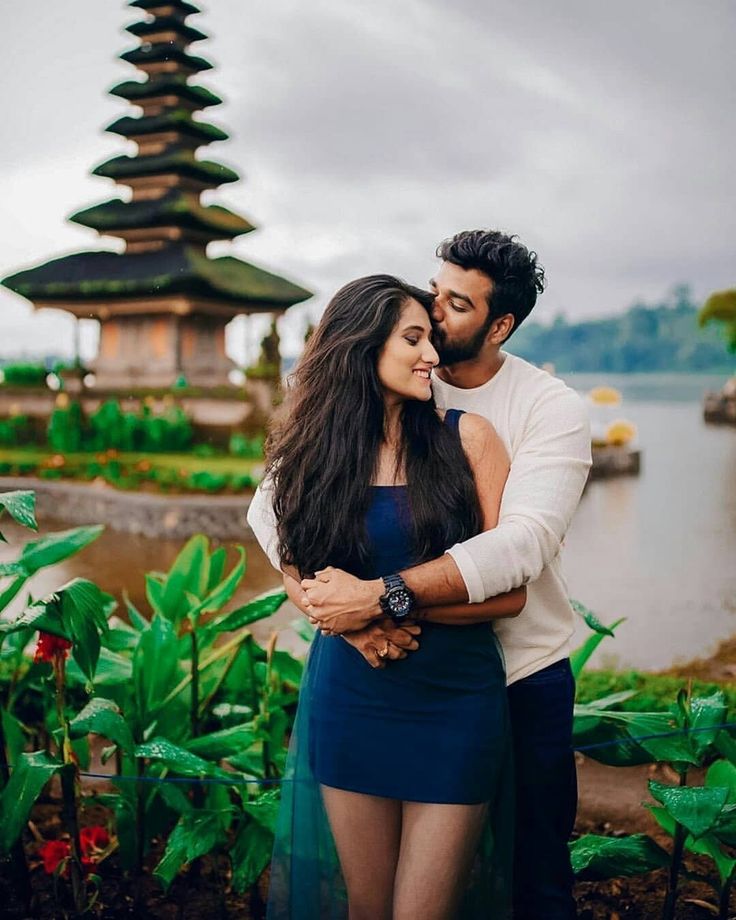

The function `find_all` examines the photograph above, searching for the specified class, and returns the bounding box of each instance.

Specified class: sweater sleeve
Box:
[446,386,592,602]
[246,477,282,572]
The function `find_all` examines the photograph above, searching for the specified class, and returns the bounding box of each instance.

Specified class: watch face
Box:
[389,588,412,615]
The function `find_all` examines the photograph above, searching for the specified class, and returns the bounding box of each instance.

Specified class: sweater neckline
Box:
[434,351,513,395]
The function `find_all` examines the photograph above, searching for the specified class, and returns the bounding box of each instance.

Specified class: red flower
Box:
[40,839,70,875]
[80,826,109,853]
[33,631,72,664]
[39,826,109,876]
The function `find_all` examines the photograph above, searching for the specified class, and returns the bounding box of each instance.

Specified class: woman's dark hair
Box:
[437,229,546,337]
[266,274,482,577]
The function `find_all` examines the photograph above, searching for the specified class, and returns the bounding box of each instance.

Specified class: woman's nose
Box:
[424,341,440,366]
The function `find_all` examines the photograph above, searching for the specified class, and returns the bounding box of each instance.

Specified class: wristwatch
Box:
[379,574,416,623]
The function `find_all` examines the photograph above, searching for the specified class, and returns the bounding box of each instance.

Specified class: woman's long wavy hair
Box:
[266,274,482,577]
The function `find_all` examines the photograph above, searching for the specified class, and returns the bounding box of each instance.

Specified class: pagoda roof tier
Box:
[110,76,222,109]
[126,17,207,44]
[70,192,255,240]
[3,246,312,312]
[107,110,228,143]
[93,151,239,186]
[121,44,213,73]
[129,0,201,15]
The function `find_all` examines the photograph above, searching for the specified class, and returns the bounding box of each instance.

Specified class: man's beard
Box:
[433,316,494,366]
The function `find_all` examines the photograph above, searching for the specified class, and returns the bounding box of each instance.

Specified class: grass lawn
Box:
[0,446,262,477]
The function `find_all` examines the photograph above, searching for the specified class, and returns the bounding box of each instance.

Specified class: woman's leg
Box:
[320,785,402,920]
[393,800,488,920]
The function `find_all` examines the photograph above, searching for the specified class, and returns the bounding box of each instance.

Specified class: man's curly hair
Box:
[437,229,546,338]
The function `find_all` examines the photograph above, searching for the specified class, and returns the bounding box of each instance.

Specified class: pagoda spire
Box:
[2,1,312,389]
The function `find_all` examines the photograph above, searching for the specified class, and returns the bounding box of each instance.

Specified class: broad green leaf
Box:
[1,710,28,783]
[153,810,227,891]
[160,535,210,623]
[707,759,736,802]
[206,547,228,593]
[156,781,193,816]
[570,611,626,679]
[0,576,26,615]
[0,592,67,638]
[62,580,113,683]
[0,752,62,854]
[135,738,233,779]
[649,806,736,885]
[123,591,149,631]
[230,818,273,893]
[570,599,619,636]
[102,626,139,654]
[569,833,670,879]
[291,617,316,643]
[0,490,37,532]
[242,789,281,833]
[648,780,729,839]
[69,697,134,756]
[712,804,736,846]
[145,573,166,618]
[133,615,180,725]
[66,646,132,687]
[14,526,103,575]
[0,561,26,578]
[95,793,137,870]
[191,547,246,619]
[185,722,263,760]
[270,650,304,688]
[715,729,736,764]
[688,692,728,759]
[209,590,287,634]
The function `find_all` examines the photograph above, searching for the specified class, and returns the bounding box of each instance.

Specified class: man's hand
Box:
[342,617,421,669]
[300,566,384,635]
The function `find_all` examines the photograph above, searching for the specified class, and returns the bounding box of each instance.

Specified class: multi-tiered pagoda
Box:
[2,0,312,389]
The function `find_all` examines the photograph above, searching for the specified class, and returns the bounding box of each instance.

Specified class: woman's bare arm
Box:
[418,412,526,623]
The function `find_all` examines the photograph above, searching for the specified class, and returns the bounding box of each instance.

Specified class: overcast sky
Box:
[1,0,734,362]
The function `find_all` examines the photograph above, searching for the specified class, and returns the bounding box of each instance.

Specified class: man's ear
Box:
[489,314,515,345]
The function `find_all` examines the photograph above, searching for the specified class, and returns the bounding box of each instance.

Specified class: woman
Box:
[264,275,525,920]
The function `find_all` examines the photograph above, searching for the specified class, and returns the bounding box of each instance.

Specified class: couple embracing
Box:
[248,229,592,919]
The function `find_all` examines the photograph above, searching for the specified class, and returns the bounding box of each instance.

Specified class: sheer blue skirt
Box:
[267,631,515,919]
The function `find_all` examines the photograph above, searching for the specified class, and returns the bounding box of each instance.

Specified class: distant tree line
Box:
[509,285,735,373]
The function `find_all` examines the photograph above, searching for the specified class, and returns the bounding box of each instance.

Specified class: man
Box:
[248,229,591,918]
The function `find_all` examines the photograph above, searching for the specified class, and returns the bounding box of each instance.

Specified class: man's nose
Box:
[431,300,444,322]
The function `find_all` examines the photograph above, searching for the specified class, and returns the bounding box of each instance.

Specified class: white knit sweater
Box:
[246,352,592,685]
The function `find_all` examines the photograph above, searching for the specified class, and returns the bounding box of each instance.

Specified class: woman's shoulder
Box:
[455,412,508,467]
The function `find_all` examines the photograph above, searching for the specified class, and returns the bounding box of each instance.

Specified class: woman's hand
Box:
[300,567,384,635]
[342,618,421,669]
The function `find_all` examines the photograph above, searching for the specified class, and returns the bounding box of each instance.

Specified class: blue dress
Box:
[268,410,514,918]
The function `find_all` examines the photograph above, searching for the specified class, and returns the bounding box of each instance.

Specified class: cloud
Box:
[1,0,734,360]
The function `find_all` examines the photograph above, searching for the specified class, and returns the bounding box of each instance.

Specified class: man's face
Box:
[429,262,495,365]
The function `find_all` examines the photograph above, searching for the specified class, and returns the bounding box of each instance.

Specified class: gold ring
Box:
[377,644,390,659]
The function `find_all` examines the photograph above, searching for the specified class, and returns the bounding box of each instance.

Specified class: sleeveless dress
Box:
[268,409,514,918]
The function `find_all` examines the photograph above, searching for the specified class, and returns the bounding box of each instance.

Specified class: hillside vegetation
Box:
[511,285,734,373]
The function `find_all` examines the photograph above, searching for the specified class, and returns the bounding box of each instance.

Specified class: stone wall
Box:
[0,476,254,541]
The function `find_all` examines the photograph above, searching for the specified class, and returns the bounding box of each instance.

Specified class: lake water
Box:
[1,373,735,671]
[563,373,736,670]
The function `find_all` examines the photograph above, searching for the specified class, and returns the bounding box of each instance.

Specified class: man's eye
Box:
[450,303,466,313]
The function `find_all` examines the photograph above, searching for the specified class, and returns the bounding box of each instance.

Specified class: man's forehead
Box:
[432,263,493,298]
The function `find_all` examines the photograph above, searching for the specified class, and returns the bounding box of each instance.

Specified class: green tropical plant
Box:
[0,492,295,913]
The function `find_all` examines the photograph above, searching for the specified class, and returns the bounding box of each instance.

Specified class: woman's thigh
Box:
[393,800,488,920]
[320,785,402,920]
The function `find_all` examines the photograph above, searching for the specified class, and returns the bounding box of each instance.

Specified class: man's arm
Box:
[405,386,591,604]
[301,387,591,618]
[246,478,282,572]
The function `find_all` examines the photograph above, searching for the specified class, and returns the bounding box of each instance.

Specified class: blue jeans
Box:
[507,658,577,919]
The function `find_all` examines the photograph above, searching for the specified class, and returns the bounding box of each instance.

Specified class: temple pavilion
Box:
[2,0,312,389]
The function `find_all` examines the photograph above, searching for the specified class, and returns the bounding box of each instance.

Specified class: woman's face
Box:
[376,297,439,404]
